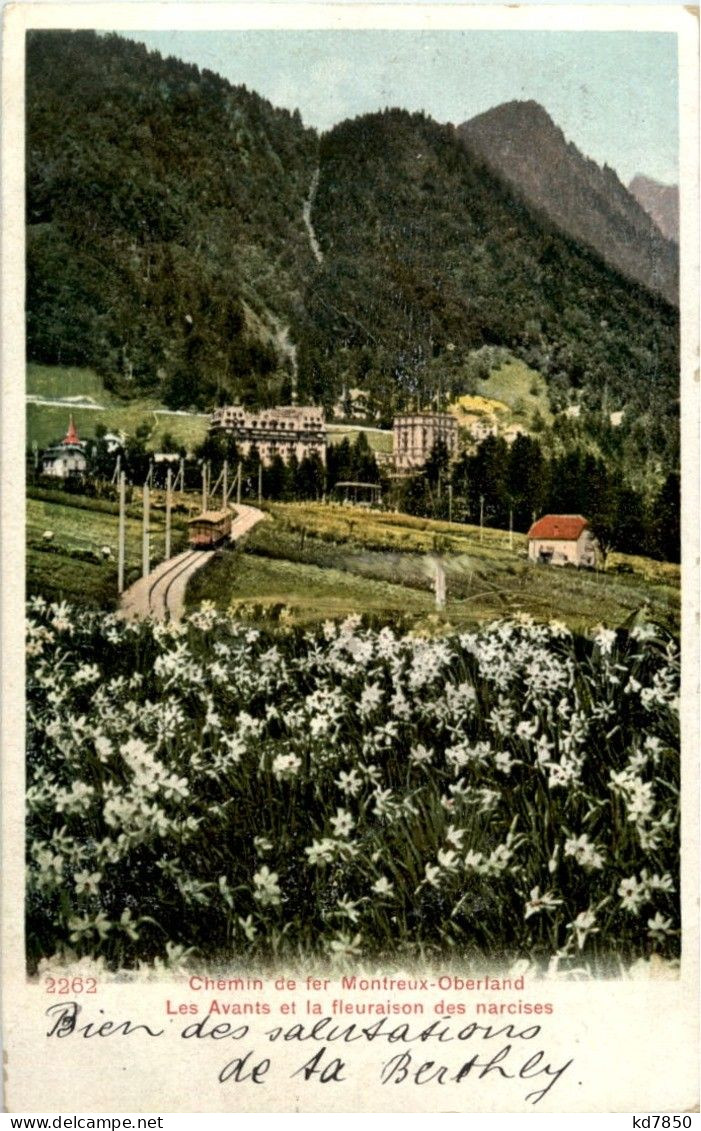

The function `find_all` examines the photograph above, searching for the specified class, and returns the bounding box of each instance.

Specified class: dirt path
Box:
[120,504,266,622]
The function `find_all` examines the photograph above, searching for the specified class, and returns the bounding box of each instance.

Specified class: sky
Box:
[121,29,679,185]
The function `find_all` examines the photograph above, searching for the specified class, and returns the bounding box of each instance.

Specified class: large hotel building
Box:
[392,412,459,471]
[209,404,326,465]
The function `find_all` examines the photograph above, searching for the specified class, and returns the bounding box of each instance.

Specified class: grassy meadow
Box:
[26,488,190,607]
[449,356,553,431]
[27,364,210,453]
[187,502,680,634]
[326,424,393,454]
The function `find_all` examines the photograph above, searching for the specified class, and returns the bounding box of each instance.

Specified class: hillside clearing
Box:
[187,502,679,633]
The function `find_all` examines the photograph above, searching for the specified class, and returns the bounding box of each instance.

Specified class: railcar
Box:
[187,509,232,549]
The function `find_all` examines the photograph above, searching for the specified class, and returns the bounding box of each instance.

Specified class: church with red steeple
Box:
[41,415,88,478]
[63,414,81,446]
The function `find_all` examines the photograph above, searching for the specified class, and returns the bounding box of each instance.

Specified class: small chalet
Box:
[41,415,87,478]
[527,514,599,568]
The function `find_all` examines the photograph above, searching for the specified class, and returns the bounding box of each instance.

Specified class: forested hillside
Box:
[26,30,318,408]
[27,34,680,484]
[302,110,678,467]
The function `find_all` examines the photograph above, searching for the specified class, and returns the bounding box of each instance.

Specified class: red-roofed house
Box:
[527,514,599,568]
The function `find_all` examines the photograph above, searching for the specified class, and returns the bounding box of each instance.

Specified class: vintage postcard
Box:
[1,1,699,1115]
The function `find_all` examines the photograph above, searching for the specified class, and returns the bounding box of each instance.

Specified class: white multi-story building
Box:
[209,404,326,466]
[392,413,459,472]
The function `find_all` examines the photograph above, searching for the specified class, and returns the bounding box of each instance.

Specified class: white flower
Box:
[371,876,394,897]
[336,768,363,796]
[564,833,605,871]
[630,623,657,642]
[515,718,538,742]
[119,908,140,941]
[618,875,645,914]
[423,863,441,888]
[329,808,354,838]
[410,743,433,766]
[304,838,337,866]
[73,870,101,896]
[238,915,257,942]
[445,825,465,849]
[495,749,515,774]
[647,912,675,943]
[271,752,302,781]
[94,735,112,763]
[372,788,395,818]
[327,932,363,959]
[640,869,675,895]
[437,847,460,872]
[593,626,617,655]
[567,909,599,950]
[334,895,362,923]
[524,886,562,919]
[358,682,383,717]
[252,865,281,907]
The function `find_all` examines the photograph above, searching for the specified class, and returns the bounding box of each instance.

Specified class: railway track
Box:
[120,503,266,623]
[146,549,202,619]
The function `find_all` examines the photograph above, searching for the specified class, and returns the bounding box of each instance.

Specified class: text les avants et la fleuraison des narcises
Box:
[44,975,571,1105]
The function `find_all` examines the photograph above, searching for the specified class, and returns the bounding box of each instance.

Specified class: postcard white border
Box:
[2,3,699,1114]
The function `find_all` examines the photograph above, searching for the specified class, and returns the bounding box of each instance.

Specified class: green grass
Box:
[475,356,553,427]
[27,364,210,453]
[27,364,107,399]
[27,551,119,609]
[24,487,680,633]
[186,503,679,633]
[187,550,437,626]
[26,489,189,607]
[326,424,393,454]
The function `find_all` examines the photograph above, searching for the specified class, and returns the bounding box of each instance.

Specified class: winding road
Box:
[120,504,265,622]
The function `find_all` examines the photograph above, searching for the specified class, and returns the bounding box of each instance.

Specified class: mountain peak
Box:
[458,102,678,305]
[629,174,679,243]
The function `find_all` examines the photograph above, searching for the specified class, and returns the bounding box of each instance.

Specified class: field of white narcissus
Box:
[26,597,679,972]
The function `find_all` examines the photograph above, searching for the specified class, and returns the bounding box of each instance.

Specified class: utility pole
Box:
[448,483,453,524]
[509,507,513,551]
[117,471,126,595]
[236,460,242,506]
[258,461,263,505]
[179,457,185,497]
[165,468,172,560]
[222,460,228,511]
[142,482,150,579]
[201,463,207,514]
[480,495,484,544]
[434,559,446,611]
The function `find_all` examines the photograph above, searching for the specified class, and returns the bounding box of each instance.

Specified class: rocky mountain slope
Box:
[629,174,679,243]
[459,100,678,305]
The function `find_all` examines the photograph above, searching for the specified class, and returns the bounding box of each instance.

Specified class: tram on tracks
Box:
[187,509,233,549]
